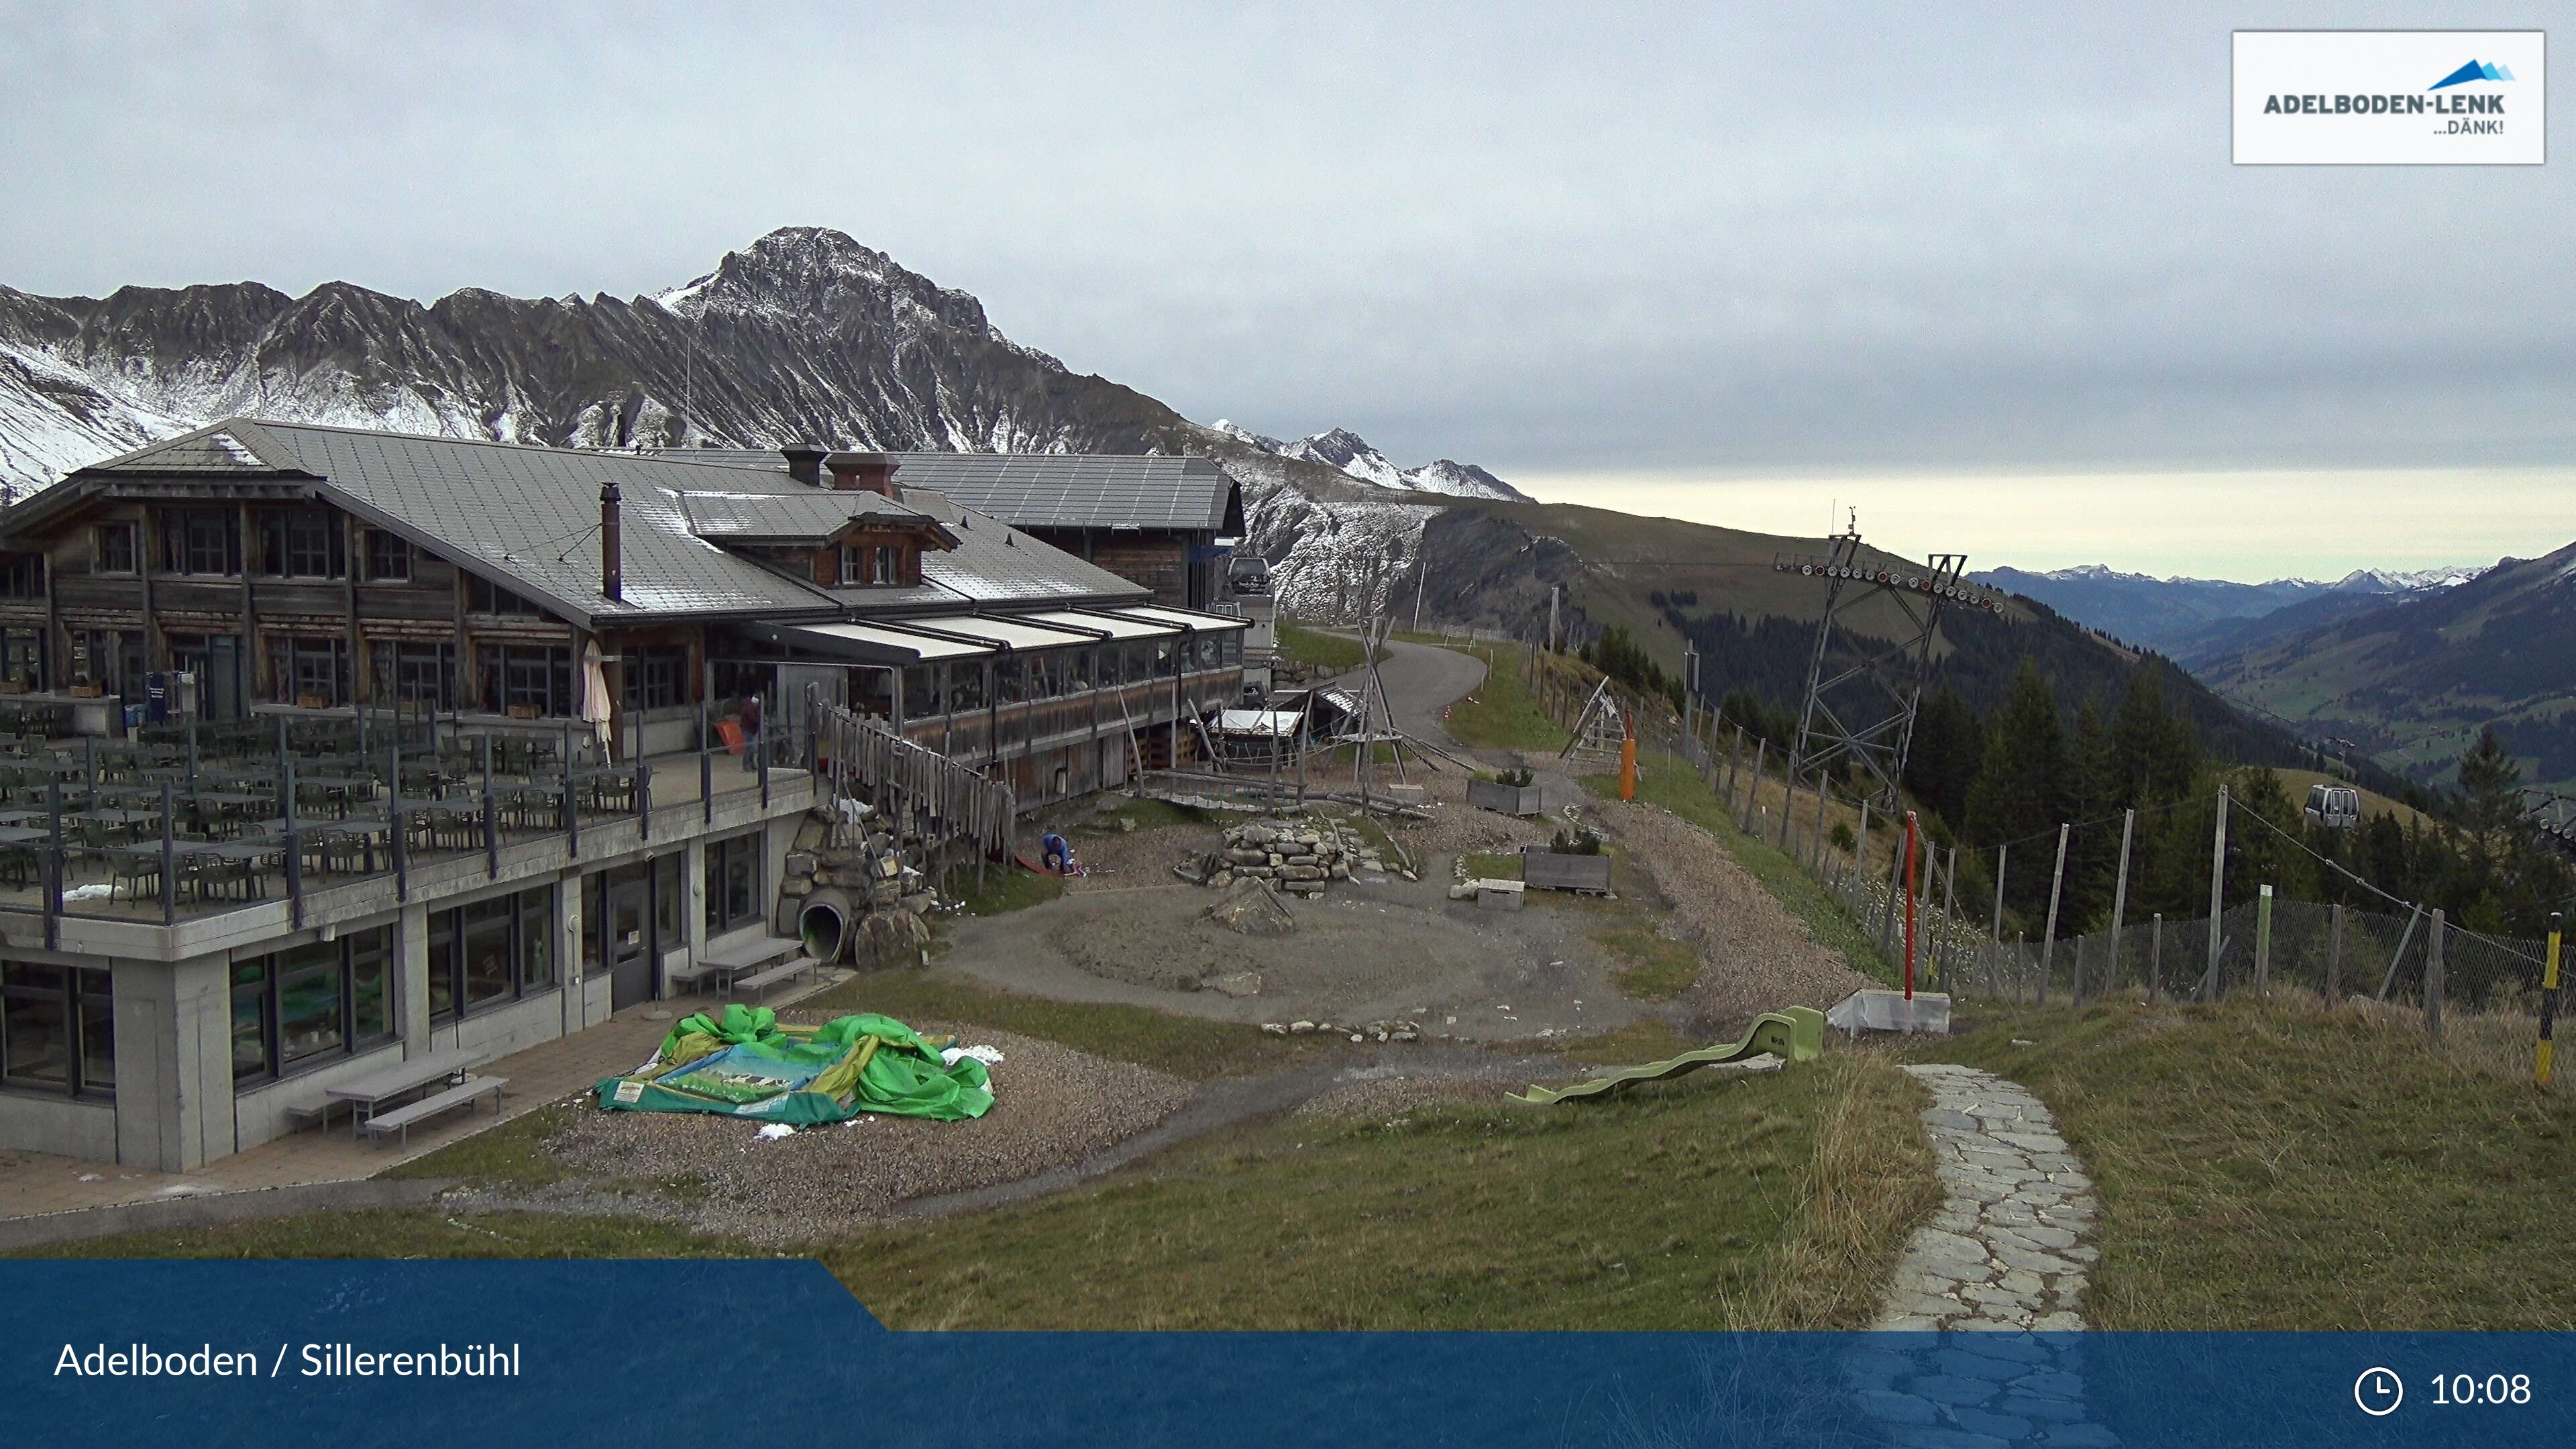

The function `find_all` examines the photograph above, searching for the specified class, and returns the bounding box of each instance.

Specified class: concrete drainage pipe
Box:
[798,888,859,965]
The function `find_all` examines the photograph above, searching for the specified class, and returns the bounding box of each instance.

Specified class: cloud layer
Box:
[3,3,2566,529]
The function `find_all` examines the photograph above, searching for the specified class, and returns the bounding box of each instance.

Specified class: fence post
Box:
[2377,904,2423,1002]
[2425,909,2445,1044]
[2110,807,2134,993]
[2254,883,2274,995]
[2149,912,2162,1004]
[1744,738,1766,833]
[2328,903,2345,1002]
[1941,846,1960,991]
[1851,802,1872,910]
[2538,912,2563,1089]
[1877,845,1904,961]
[2041,822,2070,991]
[2073,935,2086,1006]
[2204,785,2229,1001]
[1726,727,1743,812]
[1777,771,1796,853]
[1991,843,2008,945]
[1810,778,1829,873]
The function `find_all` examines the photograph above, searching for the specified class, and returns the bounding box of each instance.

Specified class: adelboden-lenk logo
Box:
[2430,58,2516,89]
[2235,31,2544,164]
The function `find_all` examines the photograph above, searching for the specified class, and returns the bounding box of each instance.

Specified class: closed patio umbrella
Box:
[580,640,613,751]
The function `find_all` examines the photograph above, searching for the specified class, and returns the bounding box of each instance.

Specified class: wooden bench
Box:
[362,1075,507,1149]
[732,957,817,1004]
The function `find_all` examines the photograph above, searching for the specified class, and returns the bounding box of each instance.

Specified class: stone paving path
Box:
[1849,1064,2120,1448]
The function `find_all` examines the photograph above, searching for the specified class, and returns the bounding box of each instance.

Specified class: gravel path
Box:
[1595,799,1870,1028]
[1849,1065,2116,1448]
[543,1024,1193,1245]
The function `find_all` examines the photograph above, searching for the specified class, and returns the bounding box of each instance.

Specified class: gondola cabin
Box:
[2304,784,2361,830]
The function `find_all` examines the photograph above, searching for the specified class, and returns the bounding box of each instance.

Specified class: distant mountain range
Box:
[2194,541,2576,790]
[1211,421,1527,500]
[1971,562,2486,653]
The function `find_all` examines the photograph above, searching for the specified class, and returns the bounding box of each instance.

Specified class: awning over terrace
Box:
[1020,608,1181,641]
[1089,603,1251,634]
[759,621,996,664]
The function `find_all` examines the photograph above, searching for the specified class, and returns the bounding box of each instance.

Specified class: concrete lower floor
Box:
[0,968,847,1222]
[0,788,811,1171]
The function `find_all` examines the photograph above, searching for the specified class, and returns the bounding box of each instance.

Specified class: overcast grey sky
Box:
[3,1,2568,576]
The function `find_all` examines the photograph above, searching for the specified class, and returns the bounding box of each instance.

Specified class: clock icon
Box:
[2355,1366,2404,1417]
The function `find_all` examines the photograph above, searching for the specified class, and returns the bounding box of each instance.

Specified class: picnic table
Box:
[325,1045,490,1138]
[670,935,804,995]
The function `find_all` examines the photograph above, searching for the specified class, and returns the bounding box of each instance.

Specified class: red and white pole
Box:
[1902,810,1919,1000]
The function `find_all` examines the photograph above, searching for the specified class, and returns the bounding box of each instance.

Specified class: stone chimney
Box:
[825,450,901,497]
[599,480,623,602]
[780,443,826,488]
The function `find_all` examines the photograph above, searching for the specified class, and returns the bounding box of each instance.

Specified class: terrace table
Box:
[324,1045,491,1138]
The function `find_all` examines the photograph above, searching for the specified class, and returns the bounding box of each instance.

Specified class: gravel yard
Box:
[1593,799,1868,1030]
[543,1023,1192,1244]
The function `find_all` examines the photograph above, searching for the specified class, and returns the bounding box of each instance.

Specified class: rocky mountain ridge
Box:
[0,226,1438,621]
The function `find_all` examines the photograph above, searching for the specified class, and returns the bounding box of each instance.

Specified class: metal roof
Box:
[676,489,922,543]
[37,419,1148,627]
[644,446,1242,535]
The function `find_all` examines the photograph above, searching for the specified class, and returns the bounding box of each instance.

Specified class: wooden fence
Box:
[814,702,1016,865]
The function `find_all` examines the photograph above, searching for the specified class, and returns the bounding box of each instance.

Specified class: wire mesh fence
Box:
[1658,705,2565,1064]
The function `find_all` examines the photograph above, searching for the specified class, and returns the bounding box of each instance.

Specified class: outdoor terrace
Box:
[0,707,812,939]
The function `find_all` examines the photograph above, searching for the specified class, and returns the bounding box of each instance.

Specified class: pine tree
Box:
[1964,660,2070,925]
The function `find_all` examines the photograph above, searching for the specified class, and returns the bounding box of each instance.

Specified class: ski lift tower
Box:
[1772,514,2004,810]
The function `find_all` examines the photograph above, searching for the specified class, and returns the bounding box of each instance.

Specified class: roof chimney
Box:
[826,450,901,497]
[780,442,826,488]
[599,480,623,602]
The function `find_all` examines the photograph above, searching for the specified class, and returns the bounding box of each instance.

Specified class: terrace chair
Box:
[110,851,160,904]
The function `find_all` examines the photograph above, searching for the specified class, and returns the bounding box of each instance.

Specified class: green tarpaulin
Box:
[594,1009,992,1124]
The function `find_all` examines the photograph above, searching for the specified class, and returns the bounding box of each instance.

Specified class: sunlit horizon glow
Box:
[1506,466,2576,584]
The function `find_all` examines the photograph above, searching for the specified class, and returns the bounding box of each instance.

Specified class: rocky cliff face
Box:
[0,225,1444,623]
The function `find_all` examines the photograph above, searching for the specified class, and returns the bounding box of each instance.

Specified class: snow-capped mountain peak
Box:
[1217,423,1527,502]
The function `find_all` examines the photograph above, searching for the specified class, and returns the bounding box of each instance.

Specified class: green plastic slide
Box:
[1509,1006,1826,1105]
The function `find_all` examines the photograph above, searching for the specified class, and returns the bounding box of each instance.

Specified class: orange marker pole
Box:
[1618,720,1636,802]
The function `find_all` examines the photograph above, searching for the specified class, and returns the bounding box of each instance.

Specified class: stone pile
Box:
[778,799,941,967]
[1261,1018,1424,1043]
[1198,818,1388,896]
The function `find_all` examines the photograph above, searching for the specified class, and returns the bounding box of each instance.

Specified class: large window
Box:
[364,529,411,582]
[624,645,686,712]
[948,659,986,713]
[993,656,1027,705]
[259,512,346,579]
[279,636,349,707]
[704,831,763,936]
[76,629,143,698]
[477,644,574,716]
[1,627,43,688]
[229,926,392,1085]
[375,642,460,711]
[94,523,136,575]
[426,885,556,1026]
[0,552,43,597]
[2,962,112,1100]
[900,663,943,720]
[162,508,242,576]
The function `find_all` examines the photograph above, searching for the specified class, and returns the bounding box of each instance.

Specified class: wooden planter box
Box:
[294,694,329,710]
[508,704,540,720]
[67,684,103,698]
[0,680,27,696]
[1521,847,1613,894]
[1467,779,1544,816]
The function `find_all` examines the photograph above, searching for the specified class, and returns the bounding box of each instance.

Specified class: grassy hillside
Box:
[1421,498,2326,775]
[2201,539,2576,791]
[1904,995,2575,1329]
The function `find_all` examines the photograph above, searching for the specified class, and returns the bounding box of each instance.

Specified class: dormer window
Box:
[836,543,906,586]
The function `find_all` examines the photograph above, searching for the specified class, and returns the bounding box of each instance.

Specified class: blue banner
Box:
[5,1260,2570,1447]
